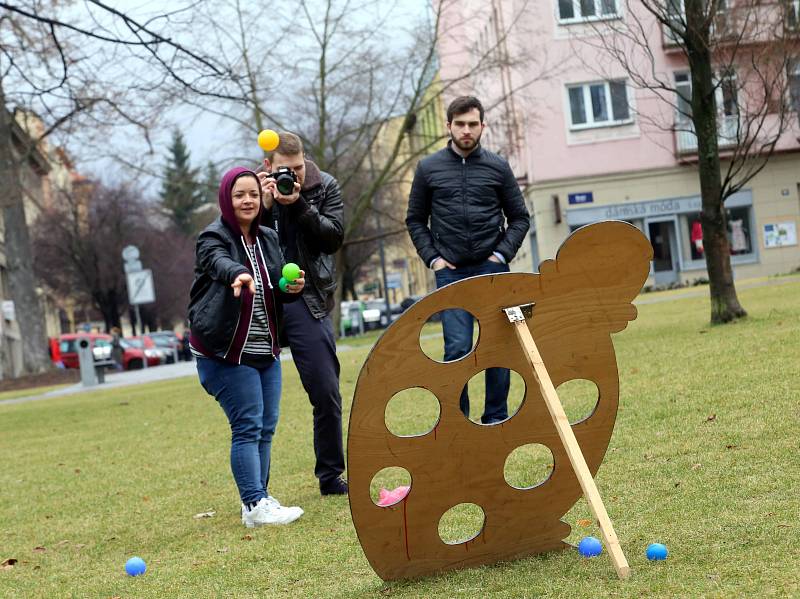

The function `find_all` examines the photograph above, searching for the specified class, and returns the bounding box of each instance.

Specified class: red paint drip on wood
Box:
[403,496,410,560]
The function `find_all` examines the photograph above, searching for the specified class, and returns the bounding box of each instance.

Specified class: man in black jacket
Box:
[406,96,530,424]
[259,132,348,495]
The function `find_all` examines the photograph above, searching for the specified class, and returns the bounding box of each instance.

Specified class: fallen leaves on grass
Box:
[242,534,253,541]
[691,463,702,470]
[576,519,592,527]
[726,444,738,450]
[706,414,717,422]
[217,547,229,553]
[194,511,216,519]
[1,558,17,569]
[33,546,46,553]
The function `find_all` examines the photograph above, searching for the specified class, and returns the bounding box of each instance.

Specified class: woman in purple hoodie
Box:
[188,167,305,527]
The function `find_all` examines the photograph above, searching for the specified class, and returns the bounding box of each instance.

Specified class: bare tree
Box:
[32,182,147,332]
[0,1,235,372]
[577,0,799,324]
[180,0,550,321]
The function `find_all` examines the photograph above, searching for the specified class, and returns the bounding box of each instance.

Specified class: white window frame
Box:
[787,0,800,31]
[663,0,729,43]
[673,69,738,122]
[789,61,800,113]
[565,79,633,130]
[557,0,620,24]
[673,69,740,152]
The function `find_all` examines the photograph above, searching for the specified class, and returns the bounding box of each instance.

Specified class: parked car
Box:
[148,331,180,364]
[126,335,164,367]
[362,299,391,330]
[339,300,364,337]
[58,333,148,370]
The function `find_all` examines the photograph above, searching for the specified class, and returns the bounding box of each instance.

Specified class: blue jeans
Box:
[196,357,281,505]
[435,259,511,424]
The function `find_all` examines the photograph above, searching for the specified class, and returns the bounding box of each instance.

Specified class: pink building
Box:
[436,0,800,285]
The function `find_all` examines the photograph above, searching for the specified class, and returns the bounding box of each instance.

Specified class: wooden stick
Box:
[505,307,631,580]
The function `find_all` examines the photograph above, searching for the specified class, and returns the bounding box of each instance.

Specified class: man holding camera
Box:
[258,132,348,496]
[406,96,530,424]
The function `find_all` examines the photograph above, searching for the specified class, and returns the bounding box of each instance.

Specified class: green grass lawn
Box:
[1,281,799,598]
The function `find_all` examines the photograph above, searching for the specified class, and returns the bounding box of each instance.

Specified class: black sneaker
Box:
[320,476,348,496]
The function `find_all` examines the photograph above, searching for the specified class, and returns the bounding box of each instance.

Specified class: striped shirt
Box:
[241,243,273,358]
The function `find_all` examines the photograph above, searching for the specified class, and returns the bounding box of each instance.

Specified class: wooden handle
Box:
[511,319,631,580]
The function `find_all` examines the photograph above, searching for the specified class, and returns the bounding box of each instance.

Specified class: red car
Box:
[57,333,150,370]
[125,336,163,367]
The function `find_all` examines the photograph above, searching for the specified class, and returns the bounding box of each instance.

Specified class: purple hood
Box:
[219,167,263,239]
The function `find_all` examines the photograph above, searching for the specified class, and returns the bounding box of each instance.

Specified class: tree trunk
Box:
[685,0,746,324]
[94,289,122,333]
[0,82,52,374]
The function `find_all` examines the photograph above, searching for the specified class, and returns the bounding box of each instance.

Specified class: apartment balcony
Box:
[662,4,799,52]
[675,115,739,154]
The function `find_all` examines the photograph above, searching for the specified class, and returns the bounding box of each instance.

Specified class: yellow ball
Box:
[257,129,279,152]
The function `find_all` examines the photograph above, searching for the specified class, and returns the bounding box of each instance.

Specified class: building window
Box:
[558,0,618,22]
[674,69,739,153]
[664,0,729,42]
[790,62,800,113]
[786,0,800,30]
[567,80,631,129]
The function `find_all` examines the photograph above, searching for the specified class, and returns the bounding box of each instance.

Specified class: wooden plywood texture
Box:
[347,221,653,580]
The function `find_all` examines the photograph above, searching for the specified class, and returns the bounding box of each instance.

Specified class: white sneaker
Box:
[241,496,304,527]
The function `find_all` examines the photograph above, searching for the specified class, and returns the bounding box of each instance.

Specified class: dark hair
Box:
[270,131,304,158]
[447,96,484,123]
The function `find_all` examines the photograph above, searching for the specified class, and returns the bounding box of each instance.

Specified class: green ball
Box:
[278,277,289,292]
[282,262,300,282]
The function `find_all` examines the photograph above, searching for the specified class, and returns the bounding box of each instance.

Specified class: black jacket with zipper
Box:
[188,216,299,362]
[261,159,344,320]
[405,143,530,268]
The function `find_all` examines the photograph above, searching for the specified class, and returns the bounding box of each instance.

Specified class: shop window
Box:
[727,207,752,255]
[682,206,753,263]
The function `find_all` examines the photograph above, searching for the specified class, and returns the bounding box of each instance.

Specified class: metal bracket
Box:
[502,302,535,323]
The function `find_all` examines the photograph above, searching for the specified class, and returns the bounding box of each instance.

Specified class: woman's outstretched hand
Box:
[232,273,256,298]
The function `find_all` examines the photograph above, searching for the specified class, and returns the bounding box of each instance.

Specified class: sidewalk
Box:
[1,346,349,406]
[4,273,798,407]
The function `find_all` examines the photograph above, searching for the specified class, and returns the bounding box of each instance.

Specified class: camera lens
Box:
[276,175,294,195]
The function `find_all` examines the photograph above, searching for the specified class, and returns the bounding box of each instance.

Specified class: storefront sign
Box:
[568,192,593,205]
[566,190,752,227]
[763,222,797,248]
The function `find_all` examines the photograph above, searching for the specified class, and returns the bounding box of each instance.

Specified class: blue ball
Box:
[578,536,603,557]
[646,543,668,561]
[125,556,147,576]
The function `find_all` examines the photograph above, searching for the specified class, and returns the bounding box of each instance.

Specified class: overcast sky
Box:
[83,0,428,192]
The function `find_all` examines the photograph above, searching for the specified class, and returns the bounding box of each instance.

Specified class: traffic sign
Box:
[122,245,140,262]
[127,269,156,305]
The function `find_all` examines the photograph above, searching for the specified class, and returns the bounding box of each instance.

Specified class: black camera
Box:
[270,166,298,196]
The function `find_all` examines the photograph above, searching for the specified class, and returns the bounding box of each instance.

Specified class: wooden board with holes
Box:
[346,220,653,581]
